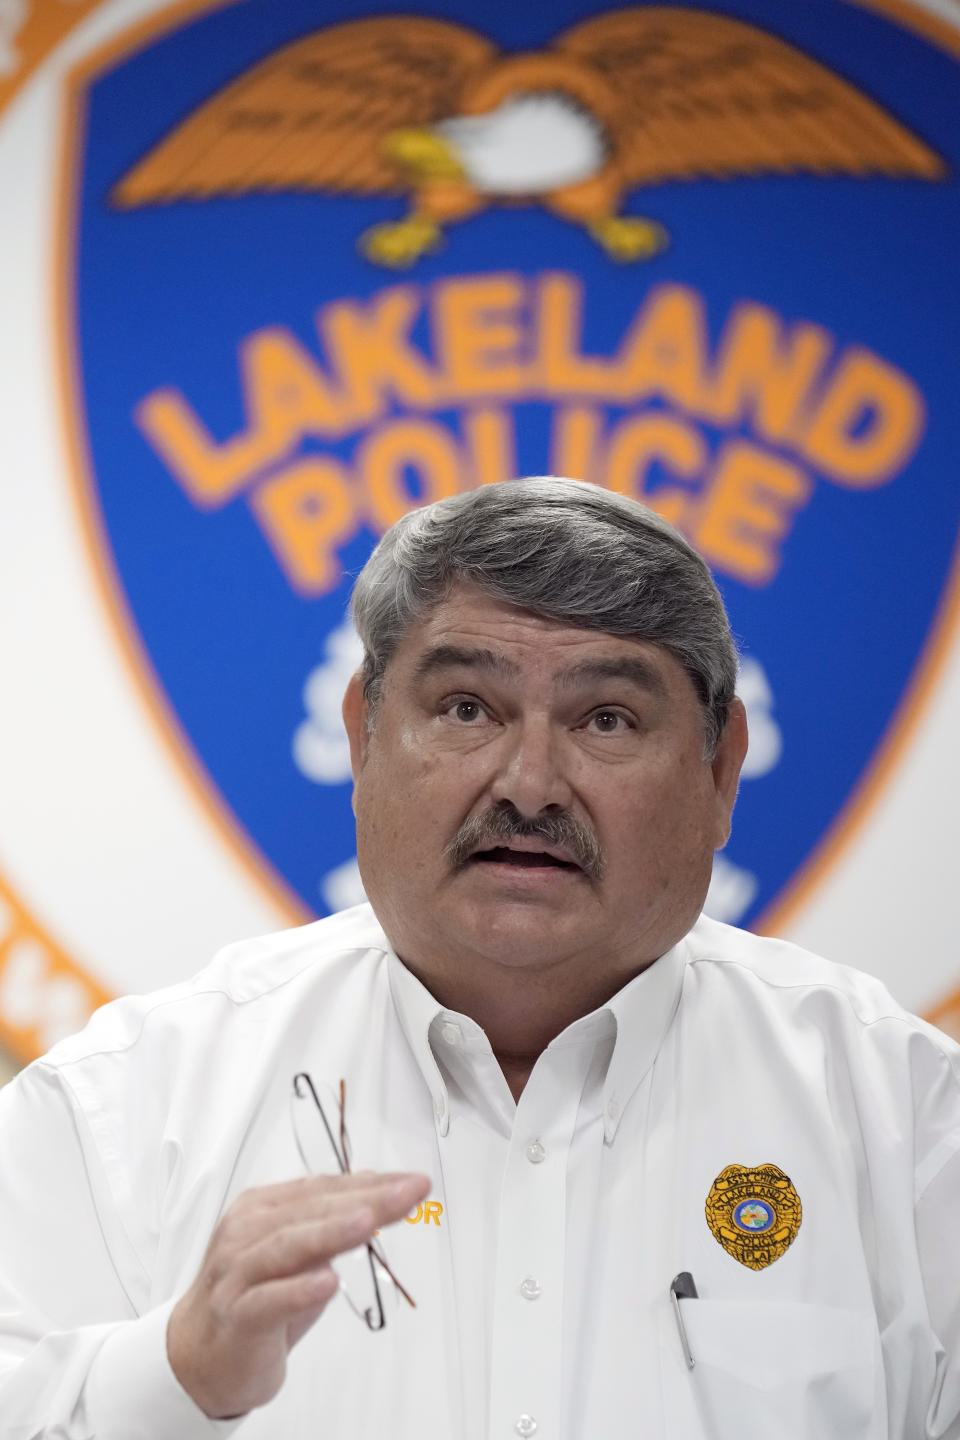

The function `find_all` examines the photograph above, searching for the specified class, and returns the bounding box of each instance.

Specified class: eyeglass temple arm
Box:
[292,1072,417,1309]
[292,1071,348,1174]
[369,1241,417,1309]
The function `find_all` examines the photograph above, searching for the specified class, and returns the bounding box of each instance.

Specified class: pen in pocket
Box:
[670,1271,699,1369]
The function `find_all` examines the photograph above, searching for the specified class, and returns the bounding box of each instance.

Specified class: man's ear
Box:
[342,671,371,779]
[711,696,749,849]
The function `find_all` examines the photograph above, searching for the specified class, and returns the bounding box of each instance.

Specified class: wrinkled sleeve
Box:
[914,1034,960,1440]
[0,1062,237,1440]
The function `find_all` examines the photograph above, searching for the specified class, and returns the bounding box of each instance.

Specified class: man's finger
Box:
[219,1172,431,1251]
[235,1207,379,1290]
[230,1170,431,1218]
[225,1174,431,1287]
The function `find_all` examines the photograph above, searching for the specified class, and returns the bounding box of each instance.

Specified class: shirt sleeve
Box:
[917,1144,960,1440]
[0,1062,239,1439]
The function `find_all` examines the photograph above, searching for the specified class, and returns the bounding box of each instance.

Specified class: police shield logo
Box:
[57,0,960,938]
[706,1163,803,1270]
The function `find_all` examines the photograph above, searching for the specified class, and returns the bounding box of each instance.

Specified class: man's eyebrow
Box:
[413,645,521,681]
[555,656,669,696]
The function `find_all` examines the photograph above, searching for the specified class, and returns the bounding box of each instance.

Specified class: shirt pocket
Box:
[674,1299,881,1440]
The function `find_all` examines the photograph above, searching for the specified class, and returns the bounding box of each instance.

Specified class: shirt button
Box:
[434,1096,447,1122]
[440,1022,461,1046]
[606,1096,620,1120]
[525,1139,546,1164]
[515,1417,538,1437]
[519,1276,542,1300]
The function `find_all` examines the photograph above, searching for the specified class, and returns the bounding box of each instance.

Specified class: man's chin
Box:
[450,885,597,962]
[365,869,599,976]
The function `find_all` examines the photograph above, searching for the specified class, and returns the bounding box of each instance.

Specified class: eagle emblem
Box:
[705,1162,802,1270]
[110,7,944,268]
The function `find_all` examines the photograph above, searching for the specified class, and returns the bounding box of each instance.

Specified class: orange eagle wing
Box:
[111,17,496,207]
[556,7,945,187]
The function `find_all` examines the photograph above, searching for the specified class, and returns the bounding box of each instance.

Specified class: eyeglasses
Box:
[290,1072,416,1330]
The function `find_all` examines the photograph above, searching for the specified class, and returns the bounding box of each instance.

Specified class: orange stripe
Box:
[753,0,960,939]
[754,529,960,938]
[1,0,302,1073]
[0,867,113,1065]
[847,0,960,59]
[53,0,311,941]
[924,983,960,1043]
[0,1,102,120]
[8,2,273,1077]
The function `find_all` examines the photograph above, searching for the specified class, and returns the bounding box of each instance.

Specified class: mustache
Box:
[444,803,605,882]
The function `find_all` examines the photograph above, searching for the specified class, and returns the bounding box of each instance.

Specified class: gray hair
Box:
[350,477,738,756]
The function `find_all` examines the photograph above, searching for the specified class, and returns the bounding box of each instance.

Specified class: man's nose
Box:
[489,719,573,817]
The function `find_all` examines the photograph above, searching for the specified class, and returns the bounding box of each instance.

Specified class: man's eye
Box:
[588,710,630,734]
[444,699,485,723]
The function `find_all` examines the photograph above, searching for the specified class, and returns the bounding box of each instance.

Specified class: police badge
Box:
[705,1163,802,1270]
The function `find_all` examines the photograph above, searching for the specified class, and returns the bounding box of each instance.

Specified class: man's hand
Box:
[166,1170,431,1419]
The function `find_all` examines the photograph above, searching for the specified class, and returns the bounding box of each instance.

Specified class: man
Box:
[0,475,958,1439]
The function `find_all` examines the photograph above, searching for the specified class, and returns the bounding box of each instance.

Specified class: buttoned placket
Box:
[388,941,687,1440]
[485,1032,602,1440]
[427,1009,516,1440]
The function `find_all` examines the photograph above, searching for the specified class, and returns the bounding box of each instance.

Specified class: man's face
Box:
[343,585,747,1002]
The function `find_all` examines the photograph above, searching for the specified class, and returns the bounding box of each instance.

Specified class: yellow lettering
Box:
[249,456,357,594]
[143,276,914,605]
[550,405,603,482]
[405,1203,424,1225]
[462,407,516,487]
[615,285,706,410]
[243,326,344,444]
[701,303,832,446]
[691,440,812,585]
[135,329,344,508]
[535,272,618,397]
[801,347,925,486]
[319,286,439,426]
[359,419,463,531]
[423,1200,444,1226]
[604,412,706,527]
[134,388,277,508]
[432,275,532,400]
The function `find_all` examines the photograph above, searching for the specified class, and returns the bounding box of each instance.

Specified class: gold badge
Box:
[705,1163,802,1271]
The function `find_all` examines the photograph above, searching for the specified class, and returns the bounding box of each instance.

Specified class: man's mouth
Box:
[445,806,604,880]
[470,846,581,871]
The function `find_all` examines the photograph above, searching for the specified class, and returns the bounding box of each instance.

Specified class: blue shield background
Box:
[69,0,960,927]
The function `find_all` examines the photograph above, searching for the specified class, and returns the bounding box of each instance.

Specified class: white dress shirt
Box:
[1,903,959,1440]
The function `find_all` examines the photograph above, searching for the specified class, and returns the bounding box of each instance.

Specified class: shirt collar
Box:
[600,929,688,1141]
[387,947,452,1135]
[384,917,689,1141]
